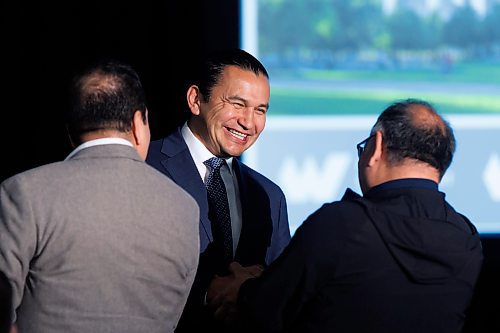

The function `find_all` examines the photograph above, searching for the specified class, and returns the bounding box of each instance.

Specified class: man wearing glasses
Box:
[207,98,483,333]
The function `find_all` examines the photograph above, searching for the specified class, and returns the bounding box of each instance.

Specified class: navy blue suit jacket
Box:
[146,127,291,331]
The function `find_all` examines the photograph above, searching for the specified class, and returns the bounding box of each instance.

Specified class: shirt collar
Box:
[181,122,234,179]
[366,178,438,196]
[64,137,133,161]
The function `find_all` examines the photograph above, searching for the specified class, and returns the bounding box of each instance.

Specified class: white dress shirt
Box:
[64,137,134,161]
[181,122,242,255]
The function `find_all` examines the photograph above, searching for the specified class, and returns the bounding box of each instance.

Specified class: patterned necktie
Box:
[204,157,233,263]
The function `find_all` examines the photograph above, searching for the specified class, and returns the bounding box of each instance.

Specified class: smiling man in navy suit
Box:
[146,48,291,332]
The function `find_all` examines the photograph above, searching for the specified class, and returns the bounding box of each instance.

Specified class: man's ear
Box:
[131,110,148,146]
[367,131,383,167]
[131,109,151,160]
[187,85,202,116]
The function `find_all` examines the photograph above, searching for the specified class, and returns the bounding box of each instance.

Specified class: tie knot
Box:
[204,157,226,171]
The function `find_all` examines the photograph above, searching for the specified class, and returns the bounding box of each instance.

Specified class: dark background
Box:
[2,0,239,182]
[2,1,498,331]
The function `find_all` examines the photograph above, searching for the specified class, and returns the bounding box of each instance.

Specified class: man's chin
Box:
[223,152,243,158]
[222,145,249,158]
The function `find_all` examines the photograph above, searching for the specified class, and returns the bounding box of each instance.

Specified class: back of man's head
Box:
[66,59,147,145]
[372,98,455,179]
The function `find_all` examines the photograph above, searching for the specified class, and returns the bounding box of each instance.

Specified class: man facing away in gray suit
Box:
[0,60,200,333]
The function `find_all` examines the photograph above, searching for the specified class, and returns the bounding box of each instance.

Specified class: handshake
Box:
[206,262,264,325]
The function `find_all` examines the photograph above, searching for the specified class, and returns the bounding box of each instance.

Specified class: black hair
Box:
[66,59,147,142]
[372,98,455,178]
[194,48,269,103]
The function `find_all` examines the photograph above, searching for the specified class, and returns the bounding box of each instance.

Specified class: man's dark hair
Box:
[0,271,13,333]
[66,59,147,143]
[194,48,269,103]
[372,98,455,178]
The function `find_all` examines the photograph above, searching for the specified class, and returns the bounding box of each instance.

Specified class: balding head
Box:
[67,60,148,145]
[371,99,455,179]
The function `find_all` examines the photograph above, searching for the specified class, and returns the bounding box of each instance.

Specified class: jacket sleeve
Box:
[238,204,344,332]
[0,176,37,322]
[266,191,291,265]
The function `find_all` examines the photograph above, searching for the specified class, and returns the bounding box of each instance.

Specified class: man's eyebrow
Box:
[227,96,269,110]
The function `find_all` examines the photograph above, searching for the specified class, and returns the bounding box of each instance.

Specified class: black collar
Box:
[367,178,438,197]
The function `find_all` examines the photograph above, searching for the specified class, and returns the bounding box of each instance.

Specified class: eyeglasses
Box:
[356,134,374,158]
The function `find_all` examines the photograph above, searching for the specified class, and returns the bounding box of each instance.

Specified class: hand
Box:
[207,262,263,324]
[243,263,264,278]
[206,273,234,306]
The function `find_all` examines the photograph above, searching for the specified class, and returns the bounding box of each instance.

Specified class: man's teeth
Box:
[228,129,247,140]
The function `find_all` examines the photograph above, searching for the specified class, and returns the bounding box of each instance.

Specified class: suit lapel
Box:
[160,129,213,243]
[232,160,273,265]
[157,131,273,262]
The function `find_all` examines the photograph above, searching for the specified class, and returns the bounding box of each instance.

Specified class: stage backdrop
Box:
[240,0,500,235]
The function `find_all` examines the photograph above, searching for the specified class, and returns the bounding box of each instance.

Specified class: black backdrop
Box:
[2,0,239,182]
[2,1,499,331]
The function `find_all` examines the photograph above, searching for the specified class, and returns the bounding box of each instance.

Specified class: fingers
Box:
[228,261,264,278]
[207,274,233,305]
[210,261,265,324]
[245,264,264,277]
[214,302,239,323]
[228,261,244,274]
[209,287,224,310]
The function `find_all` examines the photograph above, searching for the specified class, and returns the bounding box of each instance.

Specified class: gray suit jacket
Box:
[0,144,200,333]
